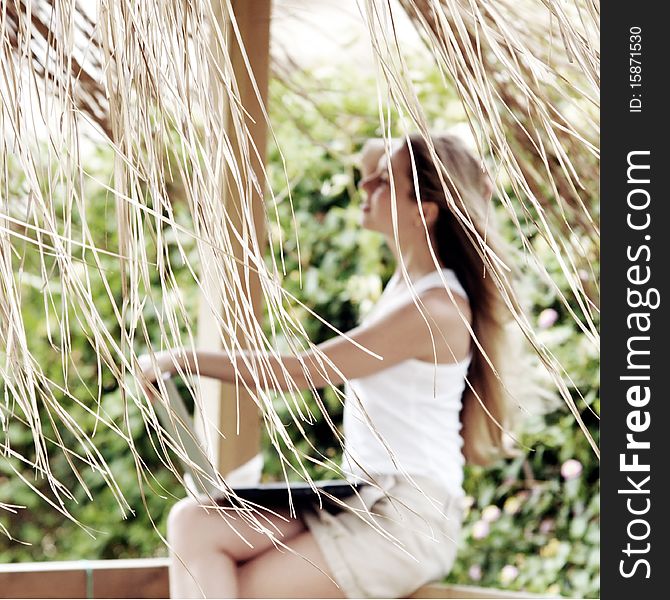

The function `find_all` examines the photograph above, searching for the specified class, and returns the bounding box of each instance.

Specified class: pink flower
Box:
[560,459,583,480]
[539,518,555,534]
[500,565,519,585]
[472,520,490,540]
[538,308,559,329]
[468,565,482,581]
[482,505,501,522]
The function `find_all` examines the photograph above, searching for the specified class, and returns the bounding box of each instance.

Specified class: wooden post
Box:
[195,0,271,475]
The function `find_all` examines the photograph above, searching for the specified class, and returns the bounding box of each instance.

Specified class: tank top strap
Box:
[411,268,469,301]
[362,268,468,324]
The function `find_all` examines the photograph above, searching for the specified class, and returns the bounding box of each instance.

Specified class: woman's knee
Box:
[167,497,214,547]
[167,495,253,551]
[166,495,307,561]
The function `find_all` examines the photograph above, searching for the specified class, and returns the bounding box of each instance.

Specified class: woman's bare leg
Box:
[237,530,347,599]
[167,496,306,598]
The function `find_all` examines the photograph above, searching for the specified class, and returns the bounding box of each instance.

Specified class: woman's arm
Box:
[138,289,469,394]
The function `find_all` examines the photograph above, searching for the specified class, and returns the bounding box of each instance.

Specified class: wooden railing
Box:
[0,559,168,599]
[0,558,556,599]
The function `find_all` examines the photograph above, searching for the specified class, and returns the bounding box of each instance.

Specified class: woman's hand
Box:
[136,348,182,401]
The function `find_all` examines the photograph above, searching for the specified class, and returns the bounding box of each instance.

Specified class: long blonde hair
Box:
[405,132,520,466]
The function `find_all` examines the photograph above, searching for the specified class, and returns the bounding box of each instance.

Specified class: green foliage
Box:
[0,143,195,562]
[1,61,598,598]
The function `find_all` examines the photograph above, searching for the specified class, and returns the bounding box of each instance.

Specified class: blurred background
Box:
[0,1,599,597]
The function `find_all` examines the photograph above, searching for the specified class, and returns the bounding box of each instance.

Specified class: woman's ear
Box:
[417,202,440,228]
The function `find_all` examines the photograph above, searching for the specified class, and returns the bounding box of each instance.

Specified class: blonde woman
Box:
[140,132,516,598]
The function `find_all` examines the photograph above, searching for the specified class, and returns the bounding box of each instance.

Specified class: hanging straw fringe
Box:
[1,0,598,550]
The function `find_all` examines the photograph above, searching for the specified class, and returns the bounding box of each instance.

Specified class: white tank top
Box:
[340,267,471,497]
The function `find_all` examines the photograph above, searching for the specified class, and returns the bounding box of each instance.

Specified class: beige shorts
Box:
[299,474,464,599]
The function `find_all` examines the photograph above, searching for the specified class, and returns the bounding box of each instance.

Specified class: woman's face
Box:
[358,146,419,237]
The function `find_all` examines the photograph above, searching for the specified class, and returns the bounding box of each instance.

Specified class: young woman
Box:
[139,132,515,599]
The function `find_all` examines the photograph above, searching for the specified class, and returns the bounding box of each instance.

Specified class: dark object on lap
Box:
[221,480,362,508]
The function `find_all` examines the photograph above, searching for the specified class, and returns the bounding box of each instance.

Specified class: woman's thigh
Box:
[167,495,307,562]
[237,529,346,599]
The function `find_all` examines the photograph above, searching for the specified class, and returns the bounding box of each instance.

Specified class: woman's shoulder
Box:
[409,287,472,364]
[369,271,472,357]
[418,285,472,326]
[395,268,472,327]
[411,288,472,354]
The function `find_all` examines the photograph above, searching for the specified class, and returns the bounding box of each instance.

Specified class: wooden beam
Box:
[195,0,271,475]
[410,582,558,599]
[0,558,169,599]
[0,559,558,599]
[0,562,86,599]
[91,558,169,599]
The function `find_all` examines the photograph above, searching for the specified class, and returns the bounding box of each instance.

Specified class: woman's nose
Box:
[358,175,375,193]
